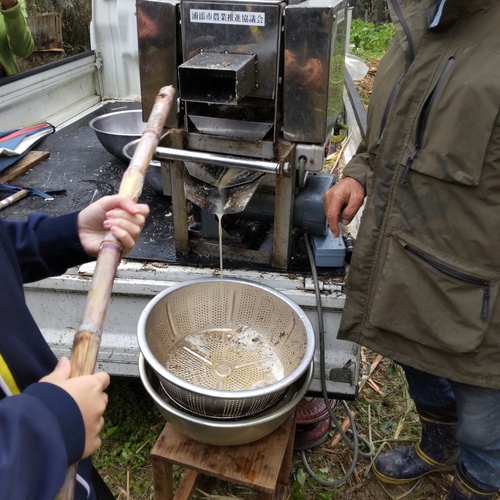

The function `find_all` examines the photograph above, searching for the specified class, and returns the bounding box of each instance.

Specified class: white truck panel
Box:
[0,54,99,129]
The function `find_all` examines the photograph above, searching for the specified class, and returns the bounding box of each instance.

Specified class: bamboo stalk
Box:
[55,85,176,500]
[0,188,29,210]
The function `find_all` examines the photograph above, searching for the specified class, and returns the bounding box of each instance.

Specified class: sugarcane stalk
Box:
[55,85,176,500]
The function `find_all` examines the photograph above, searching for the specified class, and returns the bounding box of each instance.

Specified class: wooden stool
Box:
[150,414,297,499]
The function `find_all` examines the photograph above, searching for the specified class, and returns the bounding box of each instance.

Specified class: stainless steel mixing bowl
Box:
[139,354,313,446]
[89,109,146,163]
[137,277,315,419]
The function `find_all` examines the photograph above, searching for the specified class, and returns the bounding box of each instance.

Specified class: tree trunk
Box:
[352,0,389,23]
[373,0,389,23]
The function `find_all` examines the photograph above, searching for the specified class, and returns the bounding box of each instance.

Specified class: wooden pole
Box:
[55,85,176,500]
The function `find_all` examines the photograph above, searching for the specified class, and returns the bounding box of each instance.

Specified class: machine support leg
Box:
[168,130,190,253]
[272,142,296,269]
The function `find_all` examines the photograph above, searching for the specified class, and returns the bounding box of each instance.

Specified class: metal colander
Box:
[137,277,315,419]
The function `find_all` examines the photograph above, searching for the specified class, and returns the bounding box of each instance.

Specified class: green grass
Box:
[350,19,396,61]
[93,376,165,498]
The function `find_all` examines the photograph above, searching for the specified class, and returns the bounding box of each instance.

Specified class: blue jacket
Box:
[0,212,98,499]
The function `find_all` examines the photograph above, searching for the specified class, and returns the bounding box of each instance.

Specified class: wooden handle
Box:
[0,188,29,210]
[55,85,176,500]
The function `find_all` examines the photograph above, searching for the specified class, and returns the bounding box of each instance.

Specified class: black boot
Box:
[446,463,498,500]
[373,403,459,484]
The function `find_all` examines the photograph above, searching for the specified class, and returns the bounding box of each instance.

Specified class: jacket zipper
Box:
[380,73,404,138]
[400,57,455,184]
[389,0,415,63]
[382,1,413,138]
[405,244,491,321]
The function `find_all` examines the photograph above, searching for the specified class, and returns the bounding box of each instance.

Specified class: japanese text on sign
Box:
[190,9,266,26]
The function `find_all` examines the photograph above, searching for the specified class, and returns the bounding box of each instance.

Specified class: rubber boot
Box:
[446,463,498,500]
[373,403,459,484]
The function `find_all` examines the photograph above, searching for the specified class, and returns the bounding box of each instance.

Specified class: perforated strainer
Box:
[137,277,315,419]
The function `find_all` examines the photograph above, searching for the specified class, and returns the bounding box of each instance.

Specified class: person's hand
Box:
[323,177,365,237]
[77,194,150,257]
[40,357,110,458]
[0,0,17,9]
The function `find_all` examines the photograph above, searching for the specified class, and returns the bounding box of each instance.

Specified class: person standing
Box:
[0,0,34,77]
[323,1,500,498]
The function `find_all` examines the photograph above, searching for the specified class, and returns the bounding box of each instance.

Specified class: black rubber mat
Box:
[0,101,177,263]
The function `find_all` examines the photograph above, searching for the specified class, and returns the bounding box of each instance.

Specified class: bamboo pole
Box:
[55,85,176,500]
[0,188,29,210]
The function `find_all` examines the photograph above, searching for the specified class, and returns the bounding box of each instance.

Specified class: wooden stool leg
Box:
[151,456,174,500]
[174,469,200,500]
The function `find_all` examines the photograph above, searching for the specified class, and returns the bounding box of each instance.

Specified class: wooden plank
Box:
[151,417,295,494]
[0,151,50,183]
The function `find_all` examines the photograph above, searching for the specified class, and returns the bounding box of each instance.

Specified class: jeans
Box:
[400,363,500,493]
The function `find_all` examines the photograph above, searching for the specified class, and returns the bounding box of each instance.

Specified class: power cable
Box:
[301,233,374,487]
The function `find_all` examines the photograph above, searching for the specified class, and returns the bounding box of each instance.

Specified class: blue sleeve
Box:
[2,211,92,283]
[0,383,85,500]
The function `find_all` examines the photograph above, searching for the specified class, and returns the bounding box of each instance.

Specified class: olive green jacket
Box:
[340,0,500,388]
[0,0,33,76]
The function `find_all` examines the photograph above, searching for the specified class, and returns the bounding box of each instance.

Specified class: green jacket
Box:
[340,0,500,388]
[0,0,34,76]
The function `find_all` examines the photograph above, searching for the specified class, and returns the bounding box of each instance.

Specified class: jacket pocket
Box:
[400,50,500,186]
[369,229,500,354]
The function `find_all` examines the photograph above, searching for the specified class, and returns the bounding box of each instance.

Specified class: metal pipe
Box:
[154,147,289,176]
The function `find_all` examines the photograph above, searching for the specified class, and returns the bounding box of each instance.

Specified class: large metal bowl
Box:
[139,354,313,446]
[137,277,315,419]
[89,109,146,163]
